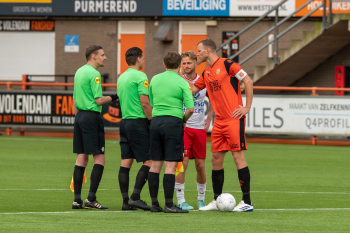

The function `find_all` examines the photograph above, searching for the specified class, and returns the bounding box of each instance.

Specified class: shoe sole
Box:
[84,206,108,210]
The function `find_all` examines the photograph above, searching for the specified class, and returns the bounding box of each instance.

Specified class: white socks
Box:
[197,183,206,201]
[175,182,206,203]
[175,182,185,205]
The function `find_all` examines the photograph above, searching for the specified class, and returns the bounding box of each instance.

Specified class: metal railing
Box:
[217,0,333,67]
[1,81,349,96]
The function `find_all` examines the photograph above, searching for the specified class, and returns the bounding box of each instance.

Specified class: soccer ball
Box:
[216,193,236,212]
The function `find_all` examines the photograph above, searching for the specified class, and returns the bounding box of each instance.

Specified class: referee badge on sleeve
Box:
[143,80,149,88]
[189,86,192,94]
[95,76,101,84]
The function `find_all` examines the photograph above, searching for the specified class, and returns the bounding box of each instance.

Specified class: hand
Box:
[203,118,212,131]
[232,105,250,119]
[183,122,186,129]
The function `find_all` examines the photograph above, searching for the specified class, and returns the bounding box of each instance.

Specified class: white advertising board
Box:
[204,95,350,136]
[230,0,296,17]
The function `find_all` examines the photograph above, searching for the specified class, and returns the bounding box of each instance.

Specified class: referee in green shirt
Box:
[72,45,118,210]
[117,47,152,211]
[148,52,194,213]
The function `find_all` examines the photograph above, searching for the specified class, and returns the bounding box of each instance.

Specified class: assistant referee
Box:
[72,45,118,210]
[148,52,194,213]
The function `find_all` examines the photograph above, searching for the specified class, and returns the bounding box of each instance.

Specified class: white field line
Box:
[1,189,349,195]
[1,208,350,215]
[1,137,350,150]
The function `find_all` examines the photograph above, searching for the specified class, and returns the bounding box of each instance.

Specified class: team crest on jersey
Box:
[143,80,149,88]
[216,68,220,74]
[95,76,101,84]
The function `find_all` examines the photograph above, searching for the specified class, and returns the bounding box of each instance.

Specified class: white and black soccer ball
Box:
[216,193,236,212]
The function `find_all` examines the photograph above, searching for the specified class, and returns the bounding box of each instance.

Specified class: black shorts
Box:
[73,110,105,155]
[150,116,184,162]
[120,118,150,162]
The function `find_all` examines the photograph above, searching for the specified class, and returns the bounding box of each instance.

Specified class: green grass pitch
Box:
[0,136,349,232]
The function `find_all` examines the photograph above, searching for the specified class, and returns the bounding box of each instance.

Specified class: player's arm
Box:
[183,108,194,124]
[73,99,78,116]
[140,95,152,120]
[232,75,253,119]
[204,103,214,131]
[95,95,117,106]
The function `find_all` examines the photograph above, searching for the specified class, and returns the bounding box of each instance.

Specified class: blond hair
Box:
[181,50,197,62]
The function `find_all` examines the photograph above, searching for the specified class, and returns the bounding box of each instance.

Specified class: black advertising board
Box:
[222,31,239,62]
[0,20,55,31]
[0,91,121,128]
[0,0,163,17]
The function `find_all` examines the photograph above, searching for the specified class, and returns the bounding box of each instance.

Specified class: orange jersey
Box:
[194,58,247,121]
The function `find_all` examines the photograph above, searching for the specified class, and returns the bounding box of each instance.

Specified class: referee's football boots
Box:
[84,199,108,210]
[122,203,138,211]
[128,199,151,211]
[164,205,189,213]
[72,201,85,209]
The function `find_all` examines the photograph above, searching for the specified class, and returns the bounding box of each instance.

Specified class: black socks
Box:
[73,165,85,202]
[163,174,175,208]
[238,166,251,205]
[212,169,224,200]
[88,164,104,202]
[130,165,150,201]
[148,172,160,206]
[118,166,130,204]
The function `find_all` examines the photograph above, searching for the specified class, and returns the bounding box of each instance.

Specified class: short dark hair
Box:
[163,52,181,69]
[125,47,143,66]
[85,45,103,61]
[197,39,217,51]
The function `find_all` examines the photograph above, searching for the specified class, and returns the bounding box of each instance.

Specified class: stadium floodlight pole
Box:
[229,0,315,62]
[238,3,323,65]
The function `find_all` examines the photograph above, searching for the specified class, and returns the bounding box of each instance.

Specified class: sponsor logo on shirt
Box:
[95,76,101,84]
[143,80,149,88]
[209,80,221,92]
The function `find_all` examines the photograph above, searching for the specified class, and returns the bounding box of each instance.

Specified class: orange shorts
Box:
[211,118,248,152]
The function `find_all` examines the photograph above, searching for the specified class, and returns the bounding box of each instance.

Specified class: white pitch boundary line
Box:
[1,137,350,150]
[1,208,350,215]
[1,189,349,195]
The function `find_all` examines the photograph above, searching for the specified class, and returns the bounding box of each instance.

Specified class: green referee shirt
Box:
[117,68,149,119]
[150,70,194,119]
[73,64,103,113]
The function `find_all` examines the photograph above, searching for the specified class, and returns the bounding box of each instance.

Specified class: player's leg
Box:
[148,160,164,212]
[231,150,253,212]
[118,119,138,210]
[175,127,193,210]
[148,117,164,212]
[119,158,135,210]
[193,129,207,209]
[195,158,206,208]
[199,121,226,211]
[72,111,87,209]
[162,117,188,213]
[175,157,191,209]
[72,153,88,209]
[83,114,108,209]
[128,119,152,210]
[229,118,253,212]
